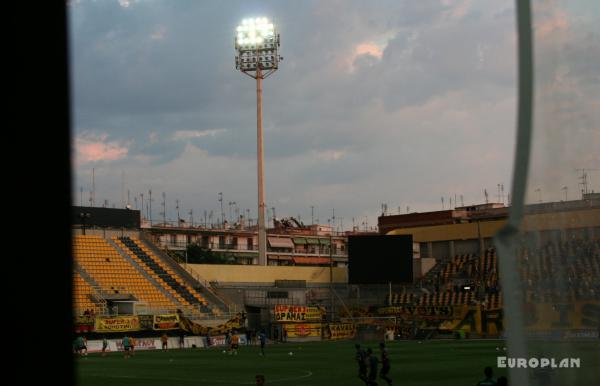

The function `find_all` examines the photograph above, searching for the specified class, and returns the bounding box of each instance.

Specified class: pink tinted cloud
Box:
[536,10,569,38]
[354,43,384,59]
[75,134,128,164]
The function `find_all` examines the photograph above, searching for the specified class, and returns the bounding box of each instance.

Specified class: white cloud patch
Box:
[315,149,346,162]
[172,129,226,140]
[150,25,167,41]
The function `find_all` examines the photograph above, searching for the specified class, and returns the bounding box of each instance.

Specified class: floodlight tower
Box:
[235,17,282,266]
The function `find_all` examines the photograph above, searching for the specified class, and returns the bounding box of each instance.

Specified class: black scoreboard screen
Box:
[348,234,413,284]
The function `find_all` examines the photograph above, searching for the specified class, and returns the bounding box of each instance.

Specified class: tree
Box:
[185,244,236,264]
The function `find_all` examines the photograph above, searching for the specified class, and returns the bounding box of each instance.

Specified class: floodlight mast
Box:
[235,17,282,266]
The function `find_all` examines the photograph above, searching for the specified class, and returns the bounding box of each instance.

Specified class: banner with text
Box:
[94,316,140,333]
[284,323,322,338]
[153,314,180,330]
[274,305,325,322]
[327,323,356,340]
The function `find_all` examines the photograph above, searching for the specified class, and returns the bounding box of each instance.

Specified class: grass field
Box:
[76,339,599,386]
[76,339,510,386]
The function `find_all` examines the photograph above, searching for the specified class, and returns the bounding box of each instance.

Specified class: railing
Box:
[154,240,348,257]
[79,305,240,321]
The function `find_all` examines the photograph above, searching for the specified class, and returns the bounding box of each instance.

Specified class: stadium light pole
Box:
[235,17,282,266]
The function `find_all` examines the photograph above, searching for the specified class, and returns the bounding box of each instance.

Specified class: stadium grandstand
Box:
[72,193,599,344]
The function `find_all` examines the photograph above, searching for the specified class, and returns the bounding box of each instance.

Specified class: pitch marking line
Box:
[87,370,314,384]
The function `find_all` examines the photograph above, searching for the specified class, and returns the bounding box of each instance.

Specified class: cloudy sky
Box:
[69,0,598,229]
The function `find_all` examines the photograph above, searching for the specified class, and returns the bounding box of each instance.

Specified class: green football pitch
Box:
[75,339,598,386]
[76,339,510,386]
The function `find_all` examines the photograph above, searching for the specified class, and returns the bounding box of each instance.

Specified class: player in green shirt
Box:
[475,366,497,386]
[122,335,131,359]
[101,336,108,357]
[76,336,86,357]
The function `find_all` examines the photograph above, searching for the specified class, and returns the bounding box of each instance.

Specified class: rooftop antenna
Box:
[449,196,452,209]
[534,188,542,203]
[161,192,166,225]
[576,168,599,198]
[561,186,568,201]
[228,201,236,223]
[148,189,153,225]
[497,183,501,203]
[454,193,457,209]
[189,208,193,227]
[406,205,410,213]
[460,194,464,207]
[501,184,505,204]
[441,197,444,210]
[127,189,130,208]
[246,209,251,227]
[271,206,276,223]
[121,170,125,208]
[176,199,180,224]
[203,210,207,227]
[484,189,489,204]
[134,196,137,210]
[332,208,336,232]
[140,193,144,220]
[218,192,224,226]
[80,186,83,206]
[311,206,314,225]
[91,167,95,207]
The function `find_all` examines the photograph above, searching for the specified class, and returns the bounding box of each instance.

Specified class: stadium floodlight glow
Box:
[234,17,282,266]
[234,17,280,63]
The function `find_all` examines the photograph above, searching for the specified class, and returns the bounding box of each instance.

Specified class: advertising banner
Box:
[274,305,325,322]
[327,323,356,340]
[284,323,322,338]
[153,314,180,330]
[74,315,95,333]
[84,337,208,352]
[207,334,247,347]
[138,314,154,330]
[524,302,600,331]
[114,338,158,351]
[208,334,227,346]
[179,311,246,336]
[377,305,454,318]
[94,316,140,332]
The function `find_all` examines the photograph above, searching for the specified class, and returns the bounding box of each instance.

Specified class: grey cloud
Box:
[70,0,529,225]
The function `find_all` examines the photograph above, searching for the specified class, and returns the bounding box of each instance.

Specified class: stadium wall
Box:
[386,208,600,241]
[386,208,600,260]
[386,220,505,242]
[72,228,140,238]
[186,264,348,284]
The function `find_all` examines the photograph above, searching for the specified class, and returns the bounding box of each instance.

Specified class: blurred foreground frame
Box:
[496,1,599,385]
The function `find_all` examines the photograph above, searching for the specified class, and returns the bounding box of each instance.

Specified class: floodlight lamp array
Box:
[235,17,281,72]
